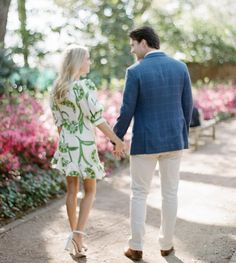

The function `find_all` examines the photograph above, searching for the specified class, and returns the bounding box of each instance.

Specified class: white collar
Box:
[145,50,162,57]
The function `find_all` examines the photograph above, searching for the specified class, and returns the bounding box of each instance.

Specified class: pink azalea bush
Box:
[97,90,122,153]
[194,84,236,120]
[0,93,57,183]
[97,90,130,174]
[0,90,128,180]
[1,84,235,219]
[1,84,235,179]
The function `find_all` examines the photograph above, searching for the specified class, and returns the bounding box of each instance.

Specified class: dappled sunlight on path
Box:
[0,119,235,263]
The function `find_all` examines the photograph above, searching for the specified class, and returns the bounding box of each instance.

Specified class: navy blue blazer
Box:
[113,52,193,155]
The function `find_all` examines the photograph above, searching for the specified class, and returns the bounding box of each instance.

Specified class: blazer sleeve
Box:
[113,69,139,139]
[182,67,193,132]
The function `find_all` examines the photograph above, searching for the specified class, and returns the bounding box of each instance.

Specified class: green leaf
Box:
[68,146,79,151]
[81,140,95,146]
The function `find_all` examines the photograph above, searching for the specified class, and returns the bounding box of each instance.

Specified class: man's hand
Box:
[112,141,126,159]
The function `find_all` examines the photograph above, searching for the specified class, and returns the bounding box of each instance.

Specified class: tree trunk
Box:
[17,0,29,66]
[0,0,11,47]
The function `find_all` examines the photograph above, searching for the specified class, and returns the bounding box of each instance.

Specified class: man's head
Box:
[129,26,160,60]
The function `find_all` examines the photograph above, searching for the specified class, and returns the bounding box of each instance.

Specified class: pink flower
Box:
[0,93,58,177]
[194,85,236,119]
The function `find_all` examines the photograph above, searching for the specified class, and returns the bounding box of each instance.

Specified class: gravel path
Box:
[0,119,236,263]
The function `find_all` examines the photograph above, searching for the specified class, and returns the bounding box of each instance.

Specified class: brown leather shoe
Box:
[124,248,143,261]
[160,246,174,257]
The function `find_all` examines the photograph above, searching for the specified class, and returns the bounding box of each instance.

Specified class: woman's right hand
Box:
[96,121,126,158]
[113,139,126,159]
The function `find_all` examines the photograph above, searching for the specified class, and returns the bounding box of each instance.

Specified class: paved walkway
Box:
[0,119,236,263]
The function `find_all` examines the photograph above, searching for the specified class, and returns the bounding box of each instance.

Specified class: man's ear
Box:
[141,39,148,48]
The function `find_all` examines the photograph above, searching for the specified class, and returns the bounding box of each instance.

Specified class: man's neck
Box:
[137,49,160,60]
[144,49,161,57]
[146,48,158,53]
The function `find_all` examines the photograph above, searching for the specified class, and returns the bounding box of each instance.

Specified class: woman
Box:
[50,45,125,258]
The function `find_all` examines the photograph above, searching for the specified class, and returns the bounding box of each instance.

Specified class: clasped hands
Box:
[112,140,126,159]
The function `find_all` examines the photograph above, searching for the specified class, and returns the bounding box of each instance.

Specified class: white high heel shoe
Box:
[65,230,87,258]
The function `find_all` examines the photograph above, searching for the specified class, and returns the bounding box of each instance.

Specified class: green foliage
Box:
[150,7,236,64]
[16,0,47,66]
[87,1,133,83]
[17,0,29,66]
[53,0,151,85]
[0,48,18,95]
[4,0,236,85]
[36,69,56,92]
[52,0,235,83]
[0,47,56,94]
[9,67,56,92]
[0,169,66,219]
[187,20,236,63]
[88,0,151,84]
[0,48,17,78]
[216,111,234,121]
[10,67,40,91]
[11,0,47,67]
[0,48,40,94]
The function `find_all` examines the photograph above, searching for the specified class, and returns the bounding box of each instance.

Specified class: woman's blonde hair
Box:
[52,45,88,104]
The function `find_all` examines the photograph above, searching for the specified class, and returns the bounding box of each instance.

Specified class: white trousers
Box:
[128,151,182,251]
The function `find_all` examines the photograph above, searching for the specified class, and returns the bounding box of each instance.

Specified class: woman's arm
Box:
[97,121,125,157]
[57,126,62,134]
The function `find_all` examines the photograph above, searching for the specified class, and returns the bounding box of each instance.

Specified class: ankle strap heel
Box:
[73,230,87,236]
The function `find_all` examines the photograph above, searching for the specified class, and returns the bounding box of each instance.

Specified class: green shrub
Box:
[0,49,19,95]
[0,169,66,219]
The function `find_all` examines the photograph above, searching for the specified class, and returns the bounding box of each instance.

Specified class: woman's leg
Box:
[66,176,79,230]
[74,178,96,247]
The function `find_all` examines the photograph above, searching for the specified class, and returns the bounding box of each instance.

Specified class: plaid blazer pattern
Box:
[113,52,193,155]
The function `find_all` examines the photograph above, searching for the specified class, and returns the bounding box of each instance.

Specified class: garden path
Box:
[0,118,236,263]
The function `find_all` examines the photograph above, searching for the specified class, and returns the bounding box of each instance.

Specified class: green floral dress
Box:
[50,79,105,179]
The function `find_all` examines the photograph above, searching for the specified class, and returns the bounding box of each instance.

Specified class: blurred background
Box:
[0,0,236,221]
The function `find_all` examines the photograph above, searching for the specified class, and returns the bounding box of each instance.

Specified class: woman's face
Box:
[79,50,91,76]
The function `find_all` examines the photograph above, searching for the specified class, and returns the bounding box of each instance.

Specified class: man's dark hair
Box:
[129,26,160,49]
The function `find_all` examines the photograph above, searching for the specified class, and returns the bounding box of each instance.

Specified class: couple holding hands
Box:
[50,26,193,261]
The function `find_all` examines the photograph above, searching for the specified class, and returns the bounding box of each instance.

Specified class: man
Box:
[113,26,193,261]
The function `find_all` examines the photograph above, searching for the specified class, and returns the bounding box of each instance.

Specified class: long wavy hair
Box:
[52,45,87,105]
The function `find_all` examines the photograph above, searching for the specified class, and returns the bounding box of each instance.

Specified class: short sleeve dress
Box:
[50,79,105,180]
